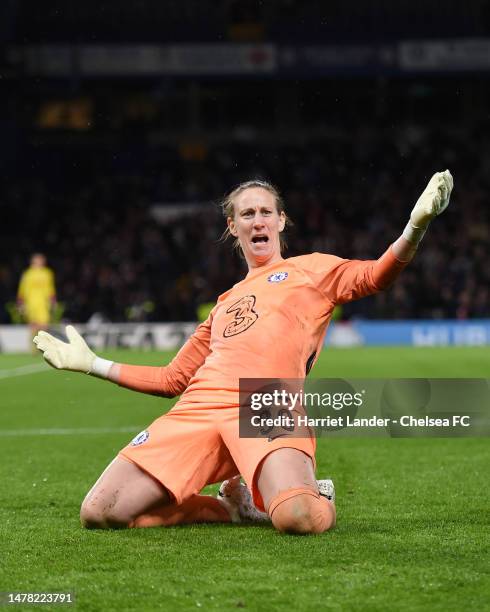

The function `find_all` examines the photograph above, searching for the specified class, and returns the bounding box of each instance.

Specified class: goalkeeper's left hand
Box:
[403,170,453,245]
[34,325,96,373]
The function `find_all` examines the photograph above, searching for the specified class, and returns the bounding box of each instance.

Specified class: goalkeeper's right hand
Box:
[402,169,453,247]
[409,169,453,229]
[33,325,112,376]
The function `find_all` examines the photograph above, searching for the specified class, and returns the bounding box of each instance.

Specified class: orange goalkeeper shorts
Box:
[119,401,316,512]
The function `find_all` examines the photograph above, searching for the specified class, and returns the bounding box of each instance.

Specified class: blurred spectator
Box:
[16,253,57,349]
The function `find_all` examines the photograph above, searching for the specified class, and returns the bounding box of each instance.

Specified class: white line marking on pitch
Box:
[0,426,141,437]
[0,363,50,380]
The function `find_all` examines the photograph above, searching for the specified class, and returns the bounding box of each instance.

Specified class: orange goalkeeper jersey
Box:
[119,246,407,404]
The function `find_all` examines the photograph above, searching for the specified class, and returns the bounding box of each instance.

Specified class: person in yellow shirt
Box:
[17,253,56,348]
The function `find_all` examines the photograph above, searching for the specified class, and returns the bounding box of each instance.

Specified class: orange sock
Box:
[130,495,231,528]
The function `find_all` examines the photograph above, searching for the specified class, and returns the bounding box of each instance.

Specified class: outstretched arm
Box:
[312,170,454,304]
[34,321,211,397]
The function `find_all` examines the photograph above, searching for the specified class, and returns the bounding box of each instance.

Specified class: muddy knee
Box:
[80,497,131,529]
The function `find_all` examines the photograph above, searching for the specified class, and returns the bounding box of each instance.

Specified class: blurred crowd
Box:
[1,0,488,325]
[11,0,489,43]
[0,117,488,324]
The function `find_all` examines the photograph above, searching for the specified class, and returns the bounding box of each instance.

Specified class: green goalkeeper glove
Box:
[403,169,453,245]
[33,325,113,377]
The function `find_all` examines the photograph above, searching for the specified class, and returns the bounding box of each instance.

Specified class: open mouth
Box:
[251,235,269,244]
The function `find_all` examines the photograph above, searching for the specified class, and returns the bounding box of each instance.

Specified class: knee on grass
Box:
[269,490,335,535]
[80,500,131,529]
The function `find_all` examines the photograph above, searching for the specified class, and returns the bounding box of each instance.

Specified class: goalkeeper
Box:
[34,170,453,534]
[17,253,56,351]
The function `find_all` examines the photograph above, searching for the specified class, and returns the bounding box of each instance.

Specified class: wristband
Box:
[89,356,114,378]
[402,221,427,247]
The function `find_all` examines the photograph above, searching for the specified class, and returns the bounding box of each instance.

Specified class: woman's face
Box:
[227,187,286,269]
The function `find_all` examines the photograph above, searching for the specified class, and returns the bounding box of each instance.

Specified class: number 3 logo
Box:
[223,295,258,337]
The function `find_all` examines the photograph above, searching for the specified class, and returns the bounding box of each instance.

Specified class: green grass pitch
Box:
[0,347,488,611]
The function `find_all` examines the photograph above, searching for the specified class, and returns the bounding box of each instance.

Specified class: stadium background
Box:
[1,1,488,330]
[0,3,489,611]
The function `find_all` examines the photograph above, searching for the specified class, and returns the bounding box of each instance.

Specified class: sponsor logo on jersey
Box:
[223,295,258,337]
[130,430,149,446]
[267,272,288,283]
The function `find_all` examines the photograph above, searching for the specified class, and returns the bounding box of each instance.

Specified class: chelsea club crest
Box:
[267,272,288,283]
[130,430,149,446]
